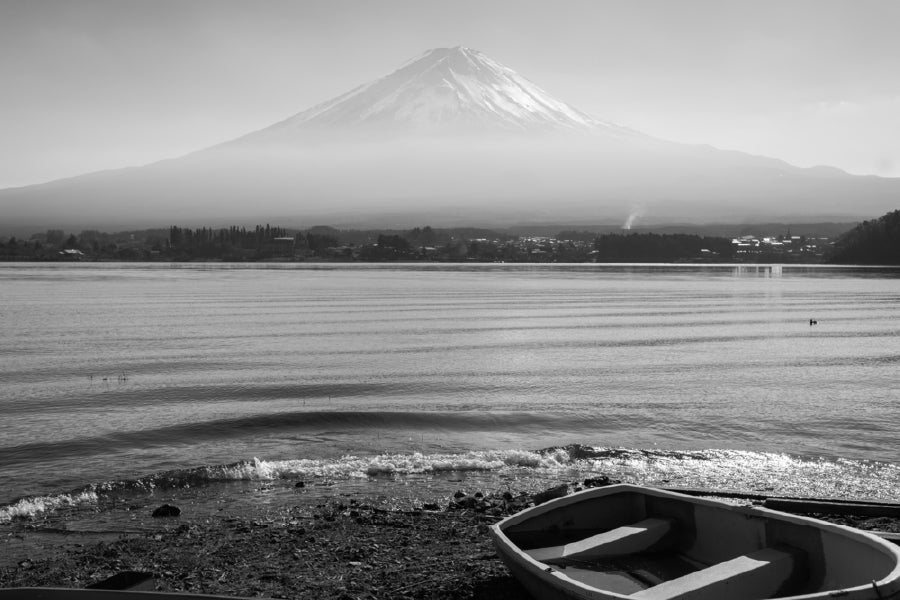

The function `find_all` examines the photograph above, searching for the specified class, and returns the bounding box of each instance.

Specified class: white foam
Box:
[6,447,896,524]
[191,450,567,483]
[0,490,99,523]
[163,448,900,501]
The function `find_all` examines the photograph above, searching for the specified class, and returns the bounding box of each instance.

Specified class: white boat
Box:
[491,484,900,600]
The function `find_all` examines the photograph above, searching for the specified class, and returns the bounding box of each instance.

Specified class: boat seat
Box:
[630,547,796,600]
[526,517,675,563]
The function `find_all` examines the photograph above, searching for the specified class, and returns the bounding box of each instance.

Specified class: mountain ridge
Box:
[1,46,898,235]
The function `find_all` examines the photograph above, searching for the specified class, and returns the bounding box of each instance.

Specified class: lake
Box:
[1,262,899,529]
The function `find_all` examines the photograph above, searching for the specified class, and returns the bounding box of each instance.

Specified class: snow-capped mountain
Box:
[2,46,898,234]
[239,46,630,139]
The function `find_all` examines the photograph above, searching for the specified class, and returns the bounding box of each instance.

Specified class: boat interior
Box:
[500,489,898,600]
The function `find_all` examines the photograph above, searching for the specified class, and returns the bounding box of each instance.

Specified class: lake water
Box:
[1,262,899,531]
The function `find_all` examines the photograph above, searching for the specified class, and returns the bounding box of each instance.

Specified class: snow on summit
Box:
[249,47,624,137]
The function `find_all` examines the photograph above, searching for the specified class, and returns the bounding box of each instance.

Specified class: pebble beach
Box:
[3,481,900,600]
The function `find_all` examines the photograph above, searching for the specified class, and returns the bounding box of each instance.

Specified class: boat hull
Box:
[491,484,900,600]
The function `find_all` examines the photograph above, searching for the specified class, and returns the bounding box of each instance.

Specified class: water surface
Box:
[1,262,898,526]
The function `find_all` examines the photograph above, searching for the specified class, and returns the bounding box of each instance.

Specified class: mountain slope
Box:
[239,46,626,139]
[1,47,898,235]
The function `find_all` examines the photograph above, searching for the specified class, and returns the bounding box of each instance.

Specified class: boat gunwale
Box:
[490,483,900,600]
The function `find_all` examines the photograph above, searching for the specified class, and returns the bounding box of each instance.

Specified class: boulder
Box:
[585,476,621,488]
[151,504,181,518]
[532,484,569,505]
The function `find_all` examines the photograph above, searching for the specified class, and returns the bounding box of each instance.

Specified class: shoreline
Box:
[2,491,533,600]
[3,484,900,599]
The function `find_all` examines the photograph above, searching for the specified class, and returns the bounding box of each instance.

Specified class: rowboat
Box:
[491,484,900,600]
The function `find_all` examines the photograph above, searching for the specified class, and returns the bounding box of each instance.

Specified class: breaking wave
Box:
[3,445,898,523]
[0,490,100,523]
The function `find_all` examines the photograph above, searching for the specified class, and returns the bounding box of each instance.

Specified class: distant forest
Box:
[2,212,897,264]
[823,210,900,265]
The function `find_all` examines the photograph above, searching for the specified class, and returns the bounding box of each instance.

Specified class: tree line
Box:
[8,214,896,264]
[824,209,900,265]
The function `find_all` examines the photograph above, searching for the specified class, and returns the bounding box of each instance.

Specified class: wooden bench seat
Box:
[631,547,796,600]
[526,517,675,563]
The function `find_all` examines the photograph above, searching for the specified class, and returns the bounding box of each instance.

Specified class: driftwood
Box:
[663,486,900,516]
[762,498,900,518]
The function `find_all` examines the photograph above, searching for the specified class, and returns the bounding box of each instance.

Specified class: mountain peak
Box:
[243,47,627,140]
[413,45,487,66]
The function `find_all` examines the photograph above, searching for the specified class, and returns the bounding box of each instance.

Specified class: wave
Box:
[0,447,555,522]
[0,489,100,523]
[3,444,899,523]
[0,411,566,464]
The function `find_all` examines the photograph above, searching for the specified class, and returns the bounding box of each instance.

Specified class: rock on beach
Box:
[150,504,181,518]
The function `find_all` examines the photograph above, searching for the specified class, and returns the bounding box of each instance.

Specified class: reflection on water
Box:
[732,264,782,277]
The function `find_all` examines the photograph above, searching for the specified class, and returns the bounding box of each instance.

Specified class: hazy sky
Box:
[2,0,899,189]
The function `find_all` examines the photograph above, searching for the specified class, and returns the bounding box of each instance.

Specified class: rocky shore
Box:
[2,481,898,600]
[0,486,544,600]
